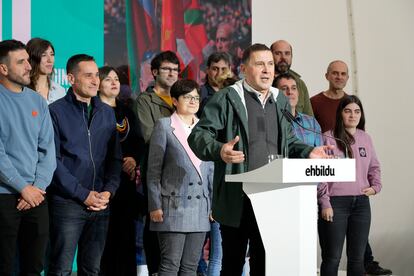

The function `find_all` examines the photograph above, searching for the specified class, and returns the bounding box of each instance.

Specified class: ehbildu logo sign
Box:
[282,159,355,183]
[305,165,335,176]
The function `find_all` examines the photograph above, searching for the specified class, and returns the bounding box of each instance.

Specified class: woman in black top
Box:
[98,66,144,276]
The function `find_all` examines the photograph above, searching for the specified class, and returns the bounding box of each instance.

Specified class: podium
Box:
[225,158,355,276]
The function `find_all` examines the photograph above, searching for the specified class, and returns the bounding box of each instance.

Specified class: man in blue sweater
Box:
[0,40,56,275]
[47,54,122,275]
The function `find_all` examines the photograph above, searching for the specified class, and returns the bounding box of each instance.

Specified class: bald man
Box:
[271,40,313,116]
[310,60,349,132]
[311,60,393,275]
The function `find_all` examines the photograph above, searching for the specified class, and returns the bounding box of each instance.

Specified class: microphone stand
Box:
[280,109,349,158]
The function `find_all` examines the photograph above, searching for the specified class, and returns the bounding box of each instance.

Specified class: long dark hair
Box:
[26,38,55,90]
[333,95,365,158]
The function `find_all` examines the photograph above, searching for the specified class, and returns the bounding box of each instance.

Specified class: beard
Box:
[275,62,291,74]
[157,76,177,90]
[8,70,31,87]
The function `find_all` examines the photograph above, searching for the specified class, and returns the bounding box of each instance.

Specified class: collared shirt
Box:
[292,112,323,147]
[243,80,272,108]
[179,116,198,135]
[47,80,66,105]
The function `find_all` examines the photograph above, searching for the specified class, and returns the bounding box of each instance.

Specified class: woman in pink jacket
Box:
[318,95,382,276]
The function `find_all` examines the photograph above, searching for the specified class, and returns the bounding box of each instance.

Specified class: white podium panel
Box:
[225,159,355,276]
[226,159,355,184]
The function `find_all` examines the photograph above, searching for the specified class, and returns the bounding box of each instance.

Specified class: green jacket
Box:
[289,69,313,116]
[135,90,175,213]
[135,91,174,144]
[188,80,313,227]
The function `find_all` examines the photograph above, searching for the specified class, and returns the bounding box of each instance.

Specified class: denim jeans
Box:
[47,197,109,276]
[207,221,222,276]
[318,195,371,276]
[364,240,374,265]
[197,254,207,275]
[198,221,223,276]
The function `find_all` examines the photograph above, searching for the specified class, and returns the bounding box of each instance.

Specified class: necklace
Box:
[177,114,194,128]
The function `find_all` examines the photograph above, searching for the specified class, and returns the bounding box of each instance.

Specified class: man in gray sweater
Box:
[0,39,56,275]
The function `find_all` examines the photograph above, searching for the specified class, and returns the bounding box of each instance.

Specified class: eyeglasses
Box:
[182,95,200,103]
[159,67,179,73]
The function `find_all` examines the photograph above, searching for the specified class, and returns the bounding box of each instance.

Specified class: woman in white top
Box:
[27,38,65,104]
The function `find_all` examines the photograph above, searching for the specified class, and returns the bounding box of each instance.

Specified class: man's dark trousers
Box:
[220,196,265,276]
[0,194,49,276]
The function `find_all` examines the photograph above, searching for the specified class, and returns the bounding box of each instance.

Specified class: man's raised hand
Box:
[220,136,245,164]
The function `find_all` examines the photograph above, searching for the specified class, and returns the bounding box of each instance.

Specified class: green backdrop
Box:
[1,0,104,271]
[2,0,104,88]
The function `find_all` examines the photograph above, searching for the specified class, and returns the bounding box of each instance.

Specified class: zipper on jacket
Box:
[82,107,97,191]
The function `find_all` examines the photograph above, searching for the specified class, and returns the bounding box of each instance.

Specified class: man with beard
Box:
[136,51,179,142]
[0,39,56,275]
[271,40,313,116]
[135,51,180,276]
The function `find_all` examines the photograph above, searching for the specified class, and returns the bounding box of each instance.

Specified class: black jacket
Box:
[48,89,122,203]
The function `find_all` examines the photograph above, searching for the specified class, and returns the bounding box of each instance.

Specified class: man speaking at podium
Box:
[188,44,331,276]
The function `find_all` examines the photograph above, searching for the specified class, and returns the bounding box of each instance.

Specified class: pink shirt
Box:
[318,129,382,209]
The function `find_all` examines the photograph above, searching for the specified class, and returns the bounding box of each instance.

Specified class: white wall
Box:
[253,0,414,274]
[353,1,414,275]
[252,0,354,94]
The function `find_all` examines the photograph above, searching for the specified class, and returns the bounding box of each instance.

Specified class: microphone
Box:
[280,108,350,158]
[280,108,296,123]
[279,102,291,158]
